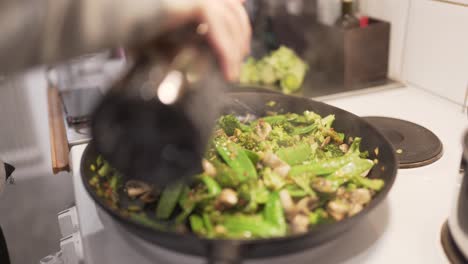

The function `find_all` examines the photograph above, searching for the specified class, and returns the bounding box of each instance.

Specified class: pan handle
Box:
[206,241,243,264]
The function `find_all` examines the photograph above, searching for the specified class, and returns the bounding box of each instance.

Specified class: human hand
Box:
[162,0,252,81]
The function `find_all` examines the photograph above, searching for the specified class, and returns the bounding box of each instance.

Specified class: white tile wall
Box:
[403,0,468,106]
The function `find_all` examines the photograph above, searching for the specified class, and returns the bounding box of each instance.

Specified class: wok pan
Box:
[81,92,397,264]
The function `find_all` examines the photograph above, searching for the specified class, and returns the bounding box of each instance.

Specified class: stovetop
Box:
[70,85,468,264]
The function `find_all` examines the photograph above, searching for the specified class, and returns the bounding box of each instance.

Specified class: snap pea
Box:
[211,159,241,188]
[292,124,317,136]
[289,154,358,176]
[129,213,171,232]
[263,192,287,235]
[98,162,111,177]
[284,185,309,198]
[222,215,284,238]
[353,177,385,191]
[178,186,194,211]
[156,181,185,220]
[239,182,270,213]
[326,158,374,188]
[202,213,214,237]
[244,149,260,164]
[109,175,120,191]
[189,215,206,236]
[214,138,257,182]
[291,173,316,196]
[347,137,362,155]
[175,186,196,224]
[201,175,221,196]
[276,142,312,165]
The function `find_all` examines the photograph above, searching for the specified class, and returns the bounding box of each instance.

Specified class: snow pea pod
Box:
[156,181,185,220]
[276,142,312,165]
[263,191,287,235]
[214,138,257,182]
[290,154,358,176]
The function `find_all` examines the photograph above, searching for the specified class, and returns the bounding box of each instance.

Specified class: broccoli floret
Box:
[257,60,277,85]
[268,126,297,147]
[237,132,259,151]
[239,46,308,93]
[240,57,260,84]
[218,115,242,136]
[323,144,344,158]
[309,208,331,225]
[259,140,279,152]
[272,120,295,133]
[303,111,321,123]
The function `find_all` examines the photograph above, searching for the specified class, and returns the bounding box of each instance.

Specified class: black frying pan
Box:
[81,92,397,264]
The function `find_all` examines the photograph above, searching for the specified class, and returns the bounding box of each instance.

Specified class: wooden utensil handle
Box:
[47,85,70,174]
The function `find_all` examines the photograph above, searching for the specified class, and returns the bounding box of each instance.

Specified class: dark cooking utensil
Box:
[81,92,398,264]
[91,25,226,187]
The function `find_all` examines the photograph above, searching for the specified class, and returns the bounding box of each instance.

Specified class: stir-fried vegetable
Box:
[240,46,309,94]
[89,110,384,239]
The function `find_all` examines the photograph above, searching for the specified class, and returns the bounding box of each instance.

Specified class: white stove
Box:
[68,85,468,264]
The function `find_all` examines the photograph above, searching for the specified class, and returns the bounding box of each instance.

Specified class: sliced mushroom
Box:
[216,189,239,209]
[296,197,319,215]
[279,189,295,214]
[202,159,217,177]
[262,152,291,177]
[320,136,331,148]
[349,188,372,205]
[339,144,349,153]
[348,204,364,217]
[274,165,291,178]
[256,120,272,140]
[140,191,158,203]
[336,187,347,198]
[214,225,227,235]
[125,180,152,198]
[311,178,336,194]
[291,214,310,234]
[327,200,350,221]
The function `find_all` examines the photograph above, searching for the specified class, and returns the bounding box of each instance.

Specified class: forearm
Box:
[0,0,167,74]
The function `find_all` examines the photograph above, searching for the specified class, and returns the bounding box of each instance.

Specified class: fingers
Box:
[199,6,238,81]
[211,1,244,80]
[207,0,251,81]
[225,0,251,56]
[195,0,251,81]
[163,0,252,81]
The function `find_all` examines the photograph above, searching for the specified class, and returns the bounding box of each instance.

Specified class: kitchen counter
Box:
[70,85,468,264]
